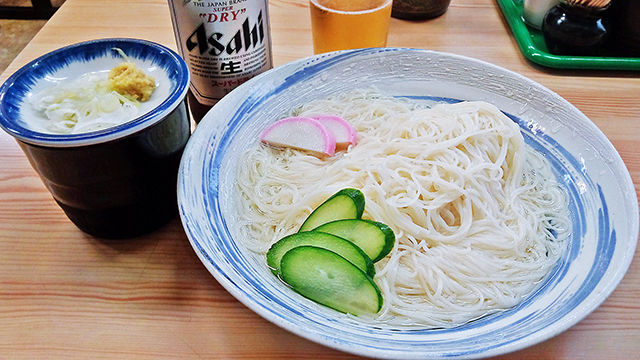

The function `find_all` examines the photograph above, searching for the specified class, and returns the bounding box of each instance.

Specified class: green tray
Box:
[495,0,640,70]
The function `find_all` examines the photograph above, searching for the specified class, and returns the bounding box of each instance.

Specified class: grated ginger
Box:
[108,62,156,102]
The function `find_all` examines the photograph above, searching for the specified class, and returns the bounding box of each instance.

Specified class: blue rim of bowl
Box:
[0,38,190,147]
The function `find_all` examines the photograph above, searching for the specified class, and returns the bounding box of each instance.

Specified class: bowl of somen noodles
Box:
[177,48,638,359]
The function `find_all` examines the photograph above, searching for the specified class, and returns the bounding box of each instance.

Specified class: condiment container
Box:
[542,0,610,56]
[522,0,560,29]
[391,0,451,20]
[0,39,191,238]
[607,0,640,57]
[167,0,273,123]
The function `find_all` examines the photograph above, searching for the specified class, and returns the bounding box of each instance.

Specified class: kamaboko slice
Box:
[311,115,356,150]
[260,116,336,157]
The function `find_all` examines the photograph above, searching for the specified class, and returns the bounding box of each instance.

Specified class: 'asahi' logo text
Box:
[186,10,265,56]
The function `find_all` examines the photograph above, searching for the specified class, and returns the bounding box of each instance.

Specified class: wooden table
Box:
[1,0,638,358]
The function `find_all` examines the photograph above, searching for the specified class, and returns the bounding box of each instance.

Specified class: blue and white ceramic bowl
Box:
[178,48,638,358]
[0,38,189,147]
[0,38,191,238]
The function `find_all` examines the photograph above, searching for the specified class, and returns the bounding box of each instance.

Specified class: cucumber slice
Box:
[314,219,395,262]
[299,188,365,232]
[267,231,375,277]
[279,246,383,315]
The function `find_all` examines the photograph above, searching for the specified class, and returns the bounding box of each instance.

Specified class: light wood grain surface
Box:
[1,0,639,359]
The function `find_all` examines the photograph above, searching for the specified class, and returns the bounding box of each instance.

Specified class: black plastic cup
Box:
[0,39,191,238]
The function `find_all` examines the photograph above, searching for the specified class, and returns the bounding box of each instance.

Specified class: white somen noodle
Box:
[234,89,570,327]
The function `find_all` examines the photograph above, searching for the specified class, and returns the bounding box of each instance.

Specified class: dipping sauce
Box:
[28,61,157,134]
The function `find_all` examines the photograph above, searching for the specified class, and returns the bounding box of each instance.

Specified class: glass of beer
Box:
[310,0,393,54]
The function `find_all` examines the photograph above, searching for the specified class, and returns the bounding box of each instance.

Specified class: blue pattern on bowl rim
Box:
[0,38,189,147]
[177,48,638,359]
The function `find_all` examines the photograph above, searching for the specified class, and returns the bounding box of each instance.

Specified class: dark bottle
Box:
[391,0,452,20]
[542,0,610,56]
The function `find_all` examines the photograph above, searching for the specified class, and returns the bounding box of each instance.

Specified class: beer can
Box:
[167,0,273,121]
